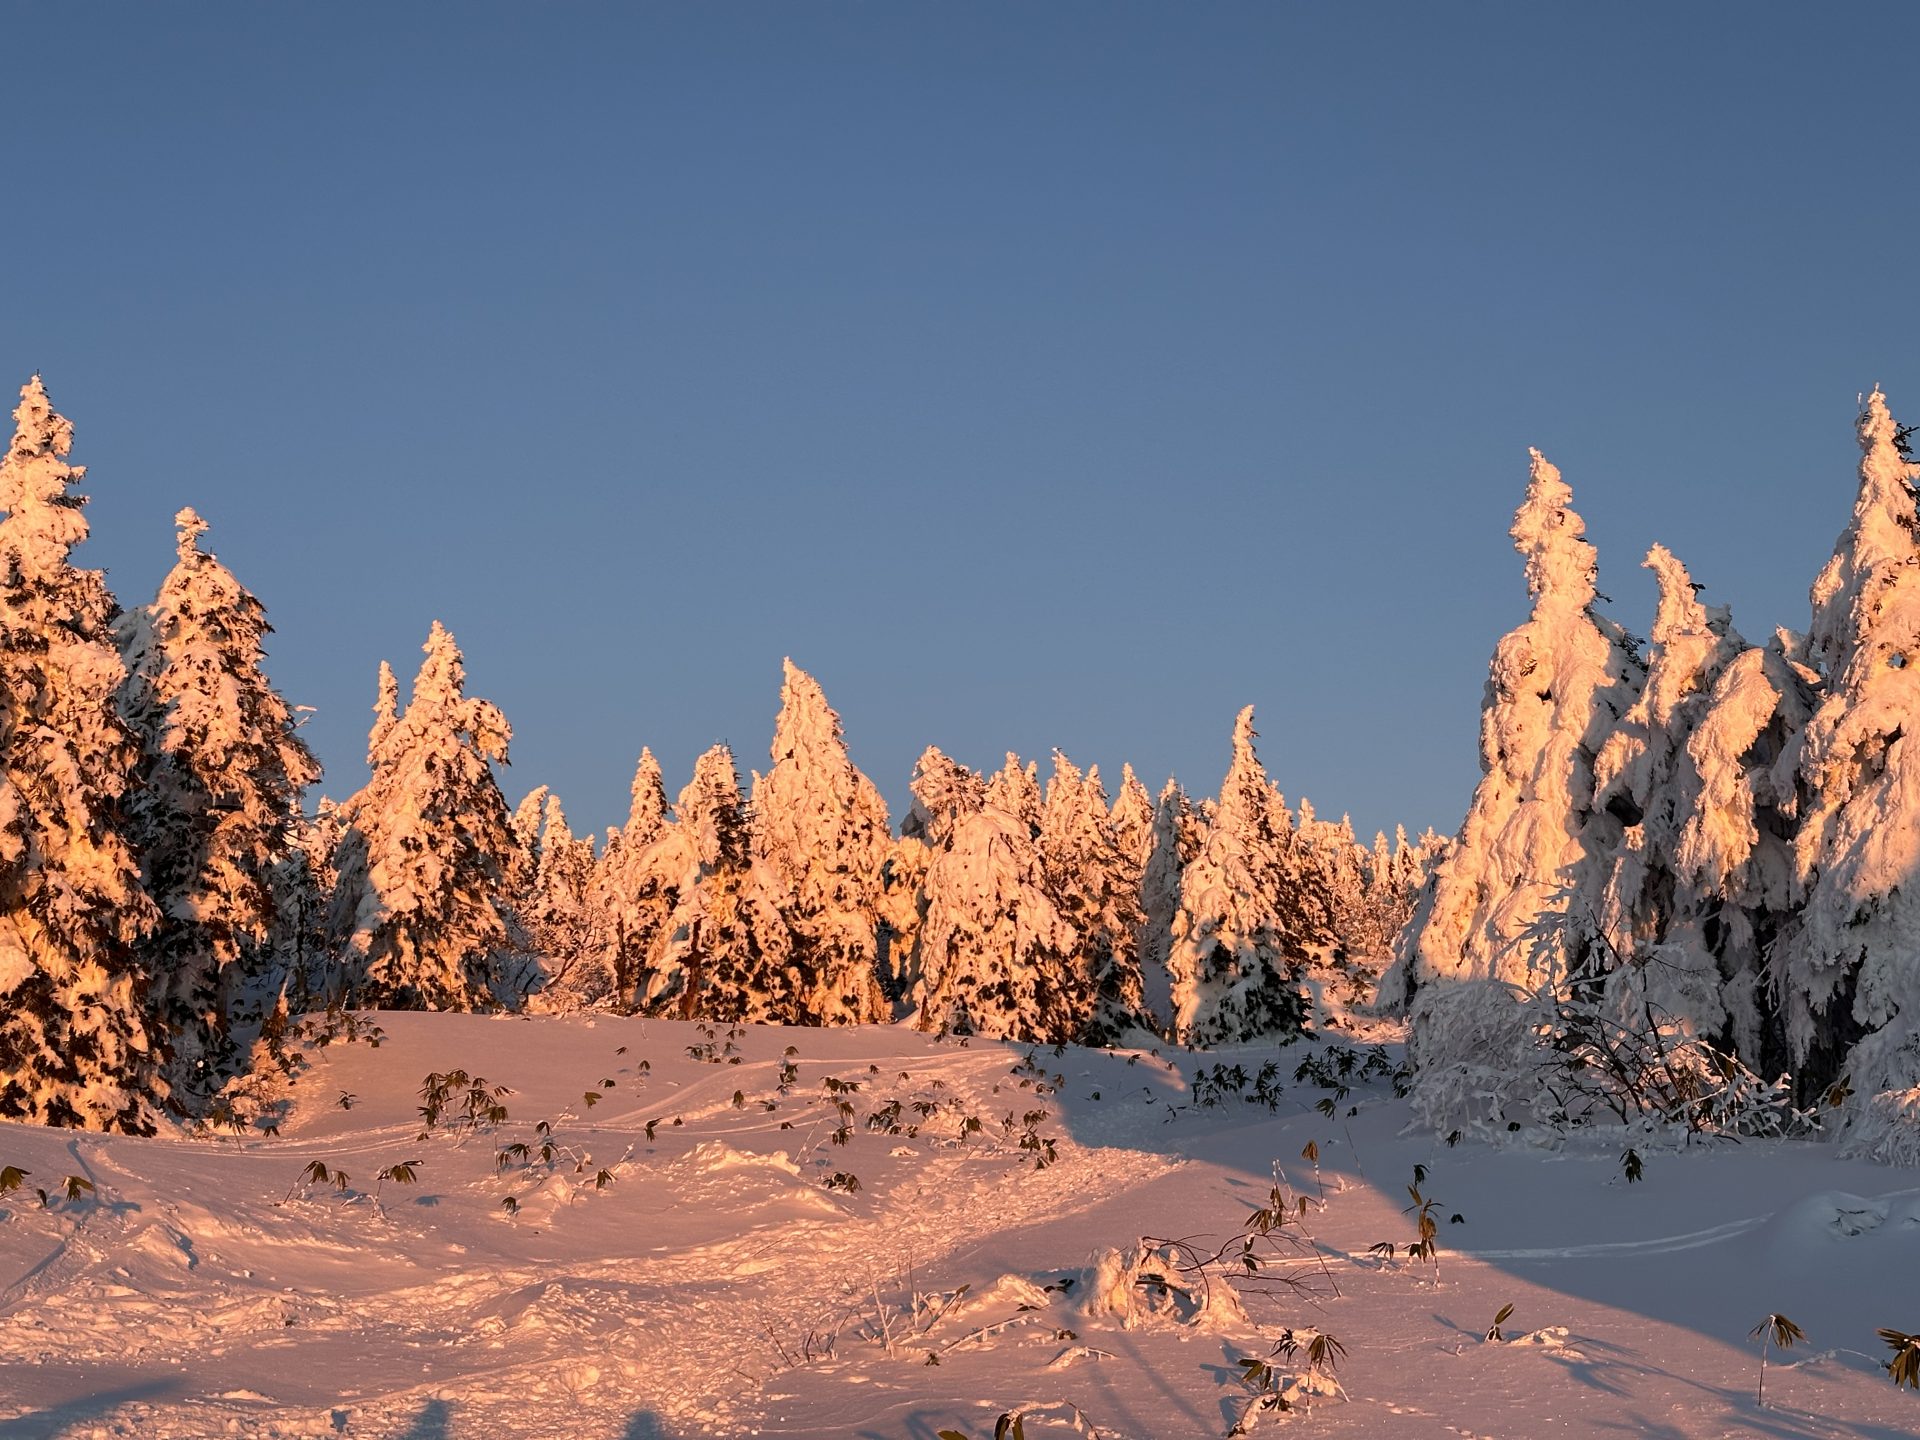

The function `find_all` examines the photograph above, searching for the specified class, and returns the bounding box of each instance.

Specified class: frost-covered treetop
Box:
[676,743,746,870]
[173,505,209,562]
[625,747,667,841]
[1640,543,1740,726]
[904,746,985,849]
[987,752,1043,833]
[368,660,399,763]
[1807,387,1919,680]
[0,375,91,580]
[1513,448,1598,614]
[769,657,842,762]
[1218,706,1284,830]
[369,623,510,768]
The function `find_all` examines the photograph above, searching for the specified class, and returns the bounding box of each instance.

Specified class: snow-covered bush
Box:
[1407,949,1815,1144]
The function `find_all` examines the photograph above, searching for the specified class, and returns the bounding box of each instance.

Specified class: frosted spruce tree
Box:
[1039,753,1149,1044]
[593,748,687,1007]
[1137,777,1199,1031]
[523,792,610,1009]
[1382,449,1644,1010]
[328,624,518,1010]
[883,747,985,1002]
[0,377,164,1131]
[1778,390,1920,1156]
[913,754,1074,1040]
[1109,763,1155,875]
[1578,544,1821,1065]
[650,743,794,1021]
[119,507,320,1105]
[751,660,890,1024]
[1166,708,1310,1045]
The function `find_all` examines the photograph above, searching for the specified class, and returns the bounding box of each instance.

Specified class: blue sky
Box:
[7,4,1916,841]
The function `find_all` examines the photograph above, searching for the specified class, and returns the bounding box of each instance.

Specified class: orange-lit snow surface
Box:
[0,1012,1912,1439]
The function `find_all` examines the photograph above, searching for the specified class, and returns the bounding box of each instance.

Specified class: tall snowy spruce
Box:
[593,747,686,1007]
[1137,778,1200,1031]
[522,792,609,1009]
[883,746,987,1001]
[328,624,518,1010]
[119,508,320,1104]
[751,661,890,1024]
[1779,391,1920,1158]
[0,377,163,1131]
[1582,544,1816,1067]
[649,743,794,1021]
[913,754,1075,1041]
[1383,449,1644,1011]
[1165,708,1310,1046]
[1039,753,1150,1044]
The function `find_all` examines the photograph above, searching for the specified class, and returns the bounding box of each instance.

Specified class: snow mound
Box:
[1757,1188,1920,1257]
[1082,1242,1250,1331]
[684,1140,804,1177]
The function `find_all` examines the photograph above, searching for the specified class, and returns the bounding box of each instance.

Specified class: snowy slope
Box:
[0,1014,1913,1440]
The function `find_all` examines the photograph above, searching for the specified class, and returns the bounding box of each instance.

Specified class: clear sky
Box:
[7,4,1917,842]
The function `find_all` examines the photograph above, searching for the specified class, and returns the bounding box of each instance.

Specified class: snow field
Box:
[0,1012,1911,1439]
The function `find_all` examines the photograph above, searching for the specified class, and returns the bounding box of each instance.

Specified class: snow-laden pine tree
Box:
[1039,754,1150,1044]
[1137,777,1199,1032]
[509,785,549,887]
[1109,763,1155,875]
[593,748,687,1007]
[751,660,890,1024]
[1776,390,1920,1157]
[1670,629,1814,1068]
[1166,708,1310,1045]
[884,747,987,1003]
[328,623,518,1010]
[1579,544,1798,1058]
[118,507,319,1105]
[0,377,164,1132]
[913,754,1075,1040]
[1382,449,1644,1008]
[523,792,610,1010]
[650,743,795,1021]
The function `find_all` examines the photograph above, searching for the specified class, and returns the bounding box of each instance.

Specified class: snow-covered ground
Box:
[0,1013,1913,1440]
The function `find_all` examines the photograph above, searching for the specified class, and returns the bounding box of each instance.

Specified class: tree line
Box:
[0,376,1431,1134]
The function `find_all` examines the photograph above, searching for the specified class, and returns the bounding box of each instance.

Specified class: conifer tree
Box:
[1382,449,1644,1008]
[1138,777,1198,1031]
[0,377,164,1131]
[1671,631,1814,1066]
[1108,763,1155,875]
[1039,754,1150,1043]
[751,660,890,1024]
[524,792,609,1009]
[1778,390,1920,1153]
[594,748,686,1007]
[1166,708,1310,1045]
[119,507,319,1104]
[328,623,518,1010]
[913,754,1074,1040]
[651,743,794,1021]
